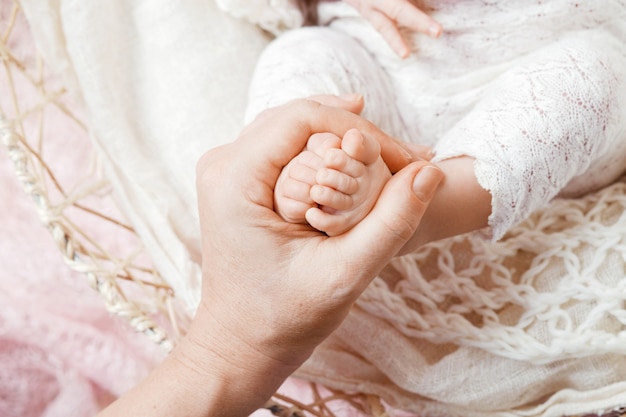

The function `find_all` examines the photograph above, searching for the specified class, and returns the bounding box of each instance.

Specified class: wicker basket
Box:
[0,0,184,351]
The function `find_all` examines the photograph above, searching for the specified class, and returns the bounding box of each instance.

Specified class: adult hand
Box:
[192,96,443,414]
[345,0,442,58]
[99,96,443,417]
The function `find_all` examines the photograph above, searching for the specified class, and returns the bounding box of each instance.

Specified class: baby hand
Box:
[344,0,442,58]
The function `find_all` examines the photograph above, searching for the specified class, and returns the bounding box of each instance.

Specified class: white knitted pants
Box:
[246,21,626,240]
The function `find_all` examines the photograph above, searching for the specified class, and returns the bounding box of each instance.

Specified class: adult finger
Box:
[401,141,436,161]
[307,94,421,171]
[307,93,365,115]
[237,98,414,174]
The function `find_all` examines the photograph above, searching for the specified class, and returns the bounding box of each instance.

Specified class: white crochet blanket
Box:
[20,1,626,416]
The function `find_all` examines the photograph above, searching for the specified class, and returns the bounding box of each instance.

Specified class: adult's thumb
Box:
[343,162,443,282]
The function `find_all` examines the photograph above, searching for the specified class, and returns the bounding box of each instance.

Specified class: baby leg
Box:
[245,26,410,143]
[274,128,391,236]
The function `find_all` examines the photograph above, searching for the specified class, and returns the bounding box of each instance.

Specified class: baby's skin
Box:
[274,128,391,236]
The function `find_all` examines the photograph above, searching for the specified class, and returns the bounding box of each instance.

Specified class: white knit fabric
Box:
[215,0,303,35]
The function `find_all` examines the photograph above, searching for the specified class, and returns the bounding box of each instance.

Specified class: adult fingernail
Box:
[399,145,413,162]
[338,93,362,101]
[413,165,443,202]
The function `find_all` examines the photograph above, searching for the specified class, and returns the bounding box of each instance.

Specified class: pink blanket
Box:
[0,144,165,415]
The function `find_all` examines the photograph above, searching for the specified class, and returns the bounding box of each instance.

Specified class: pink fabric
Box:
[0,144,166,416]
[0,9,163,416]
[0,122,168,416]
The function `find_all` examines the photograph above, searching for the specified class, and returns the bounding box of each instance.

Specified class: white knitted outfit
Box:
[245,0,626,240]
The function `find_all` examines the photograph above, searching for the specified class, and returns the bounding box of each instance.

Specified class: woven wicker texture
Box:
[0,0,185,352]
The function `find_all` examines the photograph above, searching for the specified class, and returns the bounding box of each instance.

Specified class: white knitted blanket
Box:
[20,0,626,416]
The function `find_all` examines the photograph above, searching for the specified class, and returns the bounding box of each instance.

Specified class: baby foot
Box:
[306,128,392,236]
[274,132,342,224]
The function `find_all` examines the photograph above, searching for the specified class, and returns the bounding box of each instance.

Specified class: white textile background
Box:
[20,0,270,311]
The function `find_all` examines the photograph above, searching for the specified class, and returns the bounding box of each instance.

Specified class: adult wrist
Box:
[176,304,304,416]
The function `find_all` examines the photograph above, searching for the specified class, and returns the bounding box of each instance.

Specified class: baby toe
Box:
[341,128,381,165]
[316,168,359,195]
[310,184,353,211]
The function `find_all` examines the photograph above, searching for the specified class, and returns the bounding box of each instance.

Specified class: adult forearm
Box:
[98,319,295,417]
